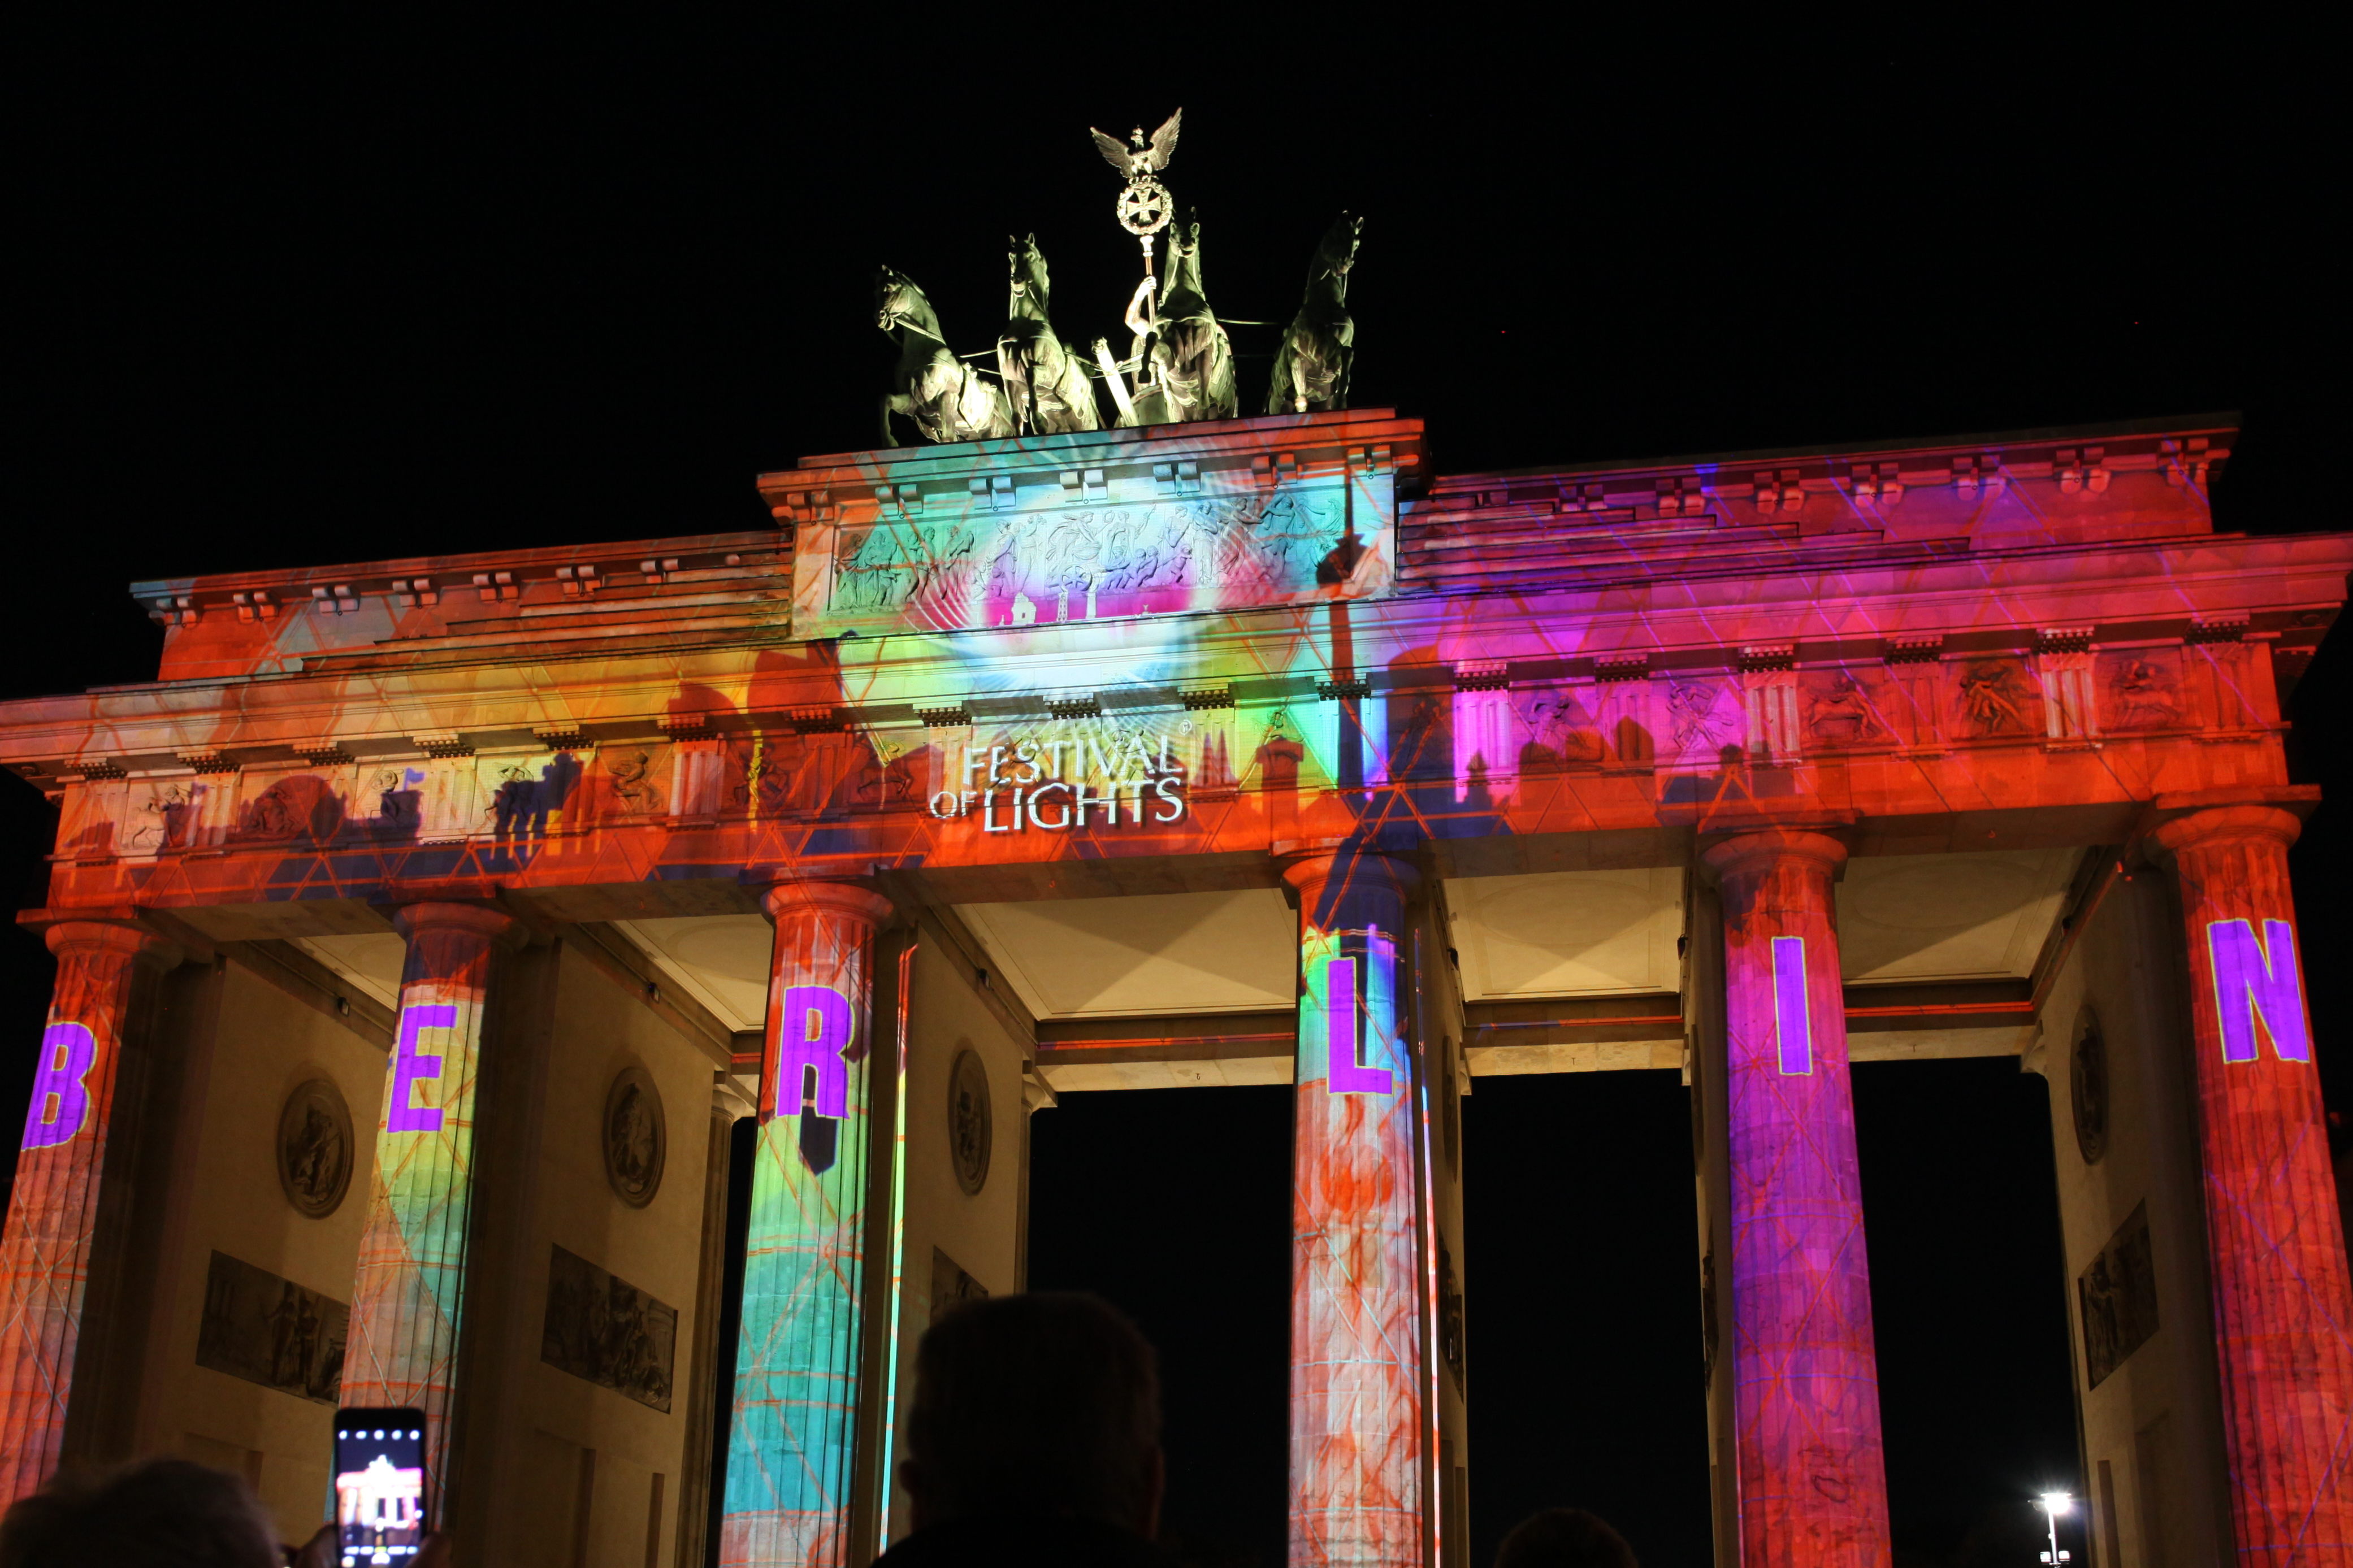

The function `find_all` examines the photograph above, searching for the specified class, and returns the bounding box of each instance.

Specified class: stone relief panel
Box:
[1801,667,1892,750]
[601,1066,665,1209]
[929,1246,989,1325]
[278,1078,355,1218]
[540,1244,676,1411]
[812,479,1387,636]
[196,1250,349,1404]
[1953,658,2042,739]
[2079,1204,2159,1389]
[2099,649,2185,731]
[1513,687,1604,775]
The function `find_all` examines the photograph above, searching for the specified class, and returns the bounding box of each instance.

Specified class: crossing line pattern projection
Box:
[721,882,891,1568]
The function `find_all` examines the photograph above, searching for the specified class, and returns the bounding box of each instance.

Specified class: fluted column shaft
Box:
[0,919,176,1501]
[339,900,516,1518]
[2151,806,2353,1566]
[721,880,893,1568]
[1285,850,1423,1568]
[1702,831,1891,1568]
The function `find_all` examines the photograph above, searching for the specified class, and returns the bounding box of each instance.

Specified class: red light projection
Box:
[2153,807,2353,1565]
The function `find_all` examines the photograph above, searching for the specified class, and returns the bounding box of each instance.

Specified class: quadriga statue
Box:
[877,266,1014,447]
[1139,211,1237,424]
[996,236,1101,436]
[1267,212,1362,415]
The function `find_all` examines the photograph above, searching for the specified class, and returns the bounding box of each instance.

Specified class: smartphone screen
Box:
[333,1408,428,1566]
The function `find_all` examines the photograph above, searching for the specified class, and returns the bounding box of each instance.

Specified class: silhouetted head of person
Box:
[902,1291,1164,1535]
[0,1457,279,1567]
[1494,1508,1639,1568]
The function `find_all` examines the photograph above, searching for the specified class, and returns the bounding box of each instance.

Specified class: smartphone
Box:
[332,1408,428,1566]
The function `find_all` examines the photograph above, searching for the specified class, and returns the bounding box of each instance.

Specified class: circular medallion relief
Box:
[277,1078,354,1219]
[947,1049,993,1196]
[2071,1007,2110,1166]
[603,1067,666,1208]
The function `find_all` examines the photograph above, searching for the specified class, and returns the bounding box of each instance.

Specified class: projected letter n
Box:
[2205,918,2311,1064]
[774,984,853,1118]
[1772,935,1813,1076]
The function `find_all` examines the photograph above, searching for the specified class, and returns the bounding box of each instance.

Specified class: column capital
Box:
[31,915,184,970]
[1700,827,1849,885]
[390,900,520,946]
[758,879,894,931]
[2148,803,2303,859]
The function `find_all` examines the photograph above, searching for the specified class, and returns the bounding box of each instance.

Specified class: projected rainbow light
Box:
[0,409,2345,1562]
[339,902,511,1514]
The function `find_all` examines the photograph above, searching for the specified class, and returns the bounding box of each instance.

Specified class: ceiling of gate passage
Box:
[280,847,2081,1029]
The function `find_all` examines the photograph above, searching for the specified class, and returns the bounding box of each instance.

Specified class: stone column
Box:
[0,918,178,1501]
[1700,830,1891,1568]
[2150,806,2353,1563]
[339,901,516,1518]
[1284,849,1424,1568]
[720,880,894,1568]
[679,1076,755,1568]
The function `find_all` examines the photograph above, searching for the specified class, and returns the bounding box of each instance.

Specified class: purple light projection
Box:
[18,1024,97,1151]
[387,1003,456,1134]
[772,984,852,1119]
[1325,957,1396,1096]
[1770,936,1812,1076]
[2204,918,2312,1064]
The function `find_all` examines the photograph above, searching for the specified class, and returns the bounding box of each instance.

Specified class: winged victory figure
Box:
[1090,110,1182,181]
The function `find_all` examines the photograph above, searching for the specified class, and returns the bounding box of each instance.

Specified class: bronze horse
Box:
[877,266,1013,447]
[995,236,1101,436]
[1142,212,1237,424]
[1267,212,1362,415]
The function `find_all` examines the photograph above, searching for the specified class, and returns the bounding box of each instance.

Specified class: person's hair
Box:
[0,1457,279,1567]
[1494,1507,1639,1568]
[904,1291,1162,1525]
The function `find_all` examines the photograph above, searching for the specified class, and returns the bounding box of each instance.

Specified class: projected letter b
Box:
[20,1022,97,1150]
[774,984,852,1119]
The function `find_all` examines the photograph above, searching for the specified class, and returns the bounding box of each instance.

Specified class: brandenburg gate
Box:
[0,407,2345,1566]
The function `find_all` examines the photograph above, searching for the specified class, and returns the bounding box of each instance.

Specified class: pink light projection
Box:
[1705,828,1892,1568]
[2153,808,2352,1564]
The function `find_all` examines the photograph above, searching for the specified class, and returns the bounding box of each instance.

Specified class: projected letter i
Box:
[1772,935,1813,1075]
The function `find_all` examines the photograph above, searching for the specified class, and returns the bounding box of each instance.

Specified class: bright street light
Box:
[2038,1492,2075,1565]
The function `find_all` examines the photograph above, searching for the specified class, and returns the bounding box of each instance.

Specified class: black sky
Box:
[8,12,2346,1567]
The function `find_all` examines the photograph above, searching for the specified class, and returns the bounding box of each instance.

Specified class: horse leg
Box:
[880,392,908,448]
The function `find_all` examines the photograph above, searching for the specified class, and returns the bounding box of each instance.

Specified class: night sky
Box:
[9,15,2343,1567]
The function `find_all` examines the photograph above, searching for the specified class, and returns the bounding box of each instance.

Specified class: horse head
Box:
[1161,210,1207,307]
[1007,234,1051,319]
[1316,212,1363,280]
[876,266,934,336]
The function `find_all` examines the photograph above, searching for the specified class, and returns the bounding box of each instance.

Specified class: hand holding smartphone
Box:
[332,1408,428,1567]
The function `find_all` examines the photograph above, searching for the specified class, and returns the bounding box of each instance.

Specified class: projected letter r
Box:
[774,984,852,1119]
[20,1021,97,1150]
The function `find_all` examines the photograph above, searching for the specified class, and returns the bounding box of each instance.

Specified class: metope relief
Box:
[2099,649,2183,731]
[1955,659,2039,738]
[811,479,1387,636]
[1513,688,1605,775]
[1801,670,1889,749]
